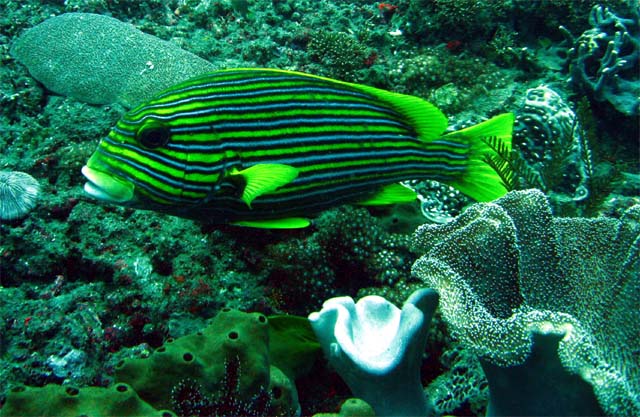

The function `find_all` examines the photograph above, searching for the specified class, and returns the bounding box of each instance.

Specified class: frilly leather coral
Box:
[412,189,639,416]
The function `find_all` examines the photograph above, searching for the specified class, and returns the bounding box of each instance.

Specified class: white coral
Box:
[0,171,40,220]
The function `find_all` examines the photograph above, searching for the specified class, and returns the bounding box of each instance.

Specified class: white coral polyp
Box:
[309,288,438,417]
[330,295,406,371]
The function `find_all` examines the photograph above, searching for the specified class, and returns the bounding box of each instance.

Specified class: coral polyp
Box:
[0,171,40,220]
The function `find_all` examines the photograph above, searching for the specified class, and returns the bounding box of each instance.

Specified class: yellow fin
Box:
[357,183,417,206]
[230,164,299,207]
[442,113,515,202]
[348,84,448,142]
[231,217,310,229]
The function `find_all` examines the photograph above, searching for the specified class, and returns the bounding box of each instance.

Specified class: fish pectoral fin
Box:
[356,183,417,206]
[229,164,299,207]
[231,217,311,229]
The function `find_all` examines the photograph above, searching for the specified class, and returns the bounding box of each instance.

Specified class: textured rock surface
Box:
[11,13,215,107]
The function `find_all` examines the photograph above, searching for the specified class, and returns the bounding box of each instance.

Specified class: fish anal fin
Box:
[357,183,417,206]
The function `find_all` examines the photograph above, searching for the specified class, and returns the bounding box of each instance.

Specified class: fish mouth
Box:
[82,165,134,203]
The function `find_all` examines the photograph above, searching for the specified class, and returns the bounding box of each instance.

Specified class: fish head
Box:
[82,112,219,212]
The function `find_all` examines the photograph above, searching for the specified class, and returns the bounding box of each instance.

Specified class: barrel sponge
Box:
[115,308,273,411]
[0,383,175,417]
[10,13,214,107]
[412,189,639,416]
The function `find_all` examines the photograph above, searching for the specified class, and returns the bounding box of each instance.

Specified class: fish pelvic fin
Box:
[442,113,515,202]
[231,217,310,229]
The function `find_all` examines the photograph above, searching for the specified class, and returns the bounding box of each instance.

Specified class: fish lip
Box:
[81,165,134,203]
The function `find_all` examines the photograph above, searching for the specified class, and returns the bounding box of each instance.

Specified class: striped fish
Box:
[82,68,513,228]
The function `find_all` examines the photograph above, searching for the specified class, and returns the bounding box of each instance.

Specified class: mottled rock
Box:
[11,13,215,107]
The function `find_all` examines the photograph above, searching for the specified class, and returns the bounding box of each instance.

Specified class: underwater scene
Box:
[0,0,638,416]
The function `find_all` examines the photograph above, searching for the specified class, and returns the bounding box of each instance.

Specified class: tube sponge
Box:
[309,288,438,417]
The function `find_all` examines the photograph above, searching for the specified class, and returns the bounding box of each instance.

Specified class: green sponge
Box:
[115,308,271,411]
[0,383,175,417]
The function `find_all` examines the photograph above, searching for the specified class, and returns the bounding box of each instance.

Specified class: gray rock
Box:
[11,13,215,107]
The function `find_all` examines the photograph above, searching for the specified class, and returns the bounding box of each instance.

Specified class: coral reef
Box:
[388,46,515,114]
[412,189,640,416]
[425,343,488,416]
[404,179,469,224]
[406,0,512,44]
[307,31,370,80]
[512,85,590,203]
[566,5,640,115]
[1,0,638,416]
[1,308,316,416]
[262,206,416,314]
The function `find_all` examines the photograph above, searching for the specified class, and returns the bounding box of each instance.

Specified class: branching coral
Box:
[412,189,639,416]
[565,5,640,115]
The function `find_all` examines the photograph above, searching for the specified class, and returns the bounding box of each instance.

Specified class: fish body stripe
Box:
[89,69,482,220]
[132,87,383,117]
[166,133,415,152]
[148,73,373,105]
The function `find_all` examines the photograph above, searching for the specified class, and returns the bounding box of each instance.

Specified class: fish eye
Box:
[137,124,170,149]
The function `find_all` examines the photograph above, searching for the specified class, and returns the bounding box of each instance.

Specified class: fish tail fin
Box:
[441,113,515,202]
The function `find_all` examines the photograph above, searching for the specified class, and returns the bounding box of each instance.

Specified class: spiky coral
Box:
[171,356,273,417]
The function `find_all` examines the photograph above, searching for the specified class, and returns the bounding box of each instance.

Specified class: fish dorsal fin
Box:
[224,68,448,142]
[348,84,448,142]
[356,183,417,206]
[232,217,310,229]
[229,163,299,207]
